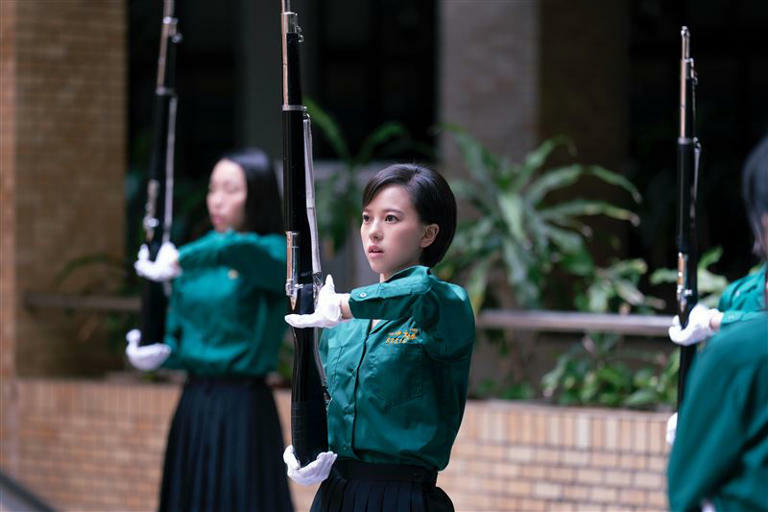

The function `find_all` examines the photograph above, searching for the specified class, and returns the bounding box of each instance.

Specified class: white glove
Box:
[283,445,337,486]
[668,304,717,346]
[666,412,677,446]
[125,329,171,371]
[134,242,181,282]
[285,275,350,329]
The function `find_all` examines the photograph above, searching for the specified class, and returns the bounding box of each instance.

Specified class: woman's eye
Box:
[385,215,397,222]
[362,214,370,223]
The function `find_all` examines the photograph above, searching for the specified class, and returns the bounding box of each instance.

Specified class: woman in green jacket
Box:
[283,164,475,512]
[127,149,293,512]
[666,136,768,510]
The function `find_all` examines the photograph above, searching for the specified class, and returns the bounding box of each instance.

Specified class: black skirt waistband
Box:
[332,459,437,486]
[186,374,266,388]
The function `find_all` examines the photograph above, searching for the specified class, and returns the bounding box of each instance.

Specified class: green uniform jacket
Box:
[319,266,475,471]
[667,315,768,512]
[718,263,766,328]
[162,230,287,376]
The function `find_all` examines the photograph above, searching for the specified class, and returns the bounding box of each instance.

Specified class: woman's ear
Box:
[420,224,439,248]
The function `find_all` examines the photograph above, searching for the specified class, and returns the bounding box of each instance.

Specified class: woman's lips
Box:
[367,246,384,258]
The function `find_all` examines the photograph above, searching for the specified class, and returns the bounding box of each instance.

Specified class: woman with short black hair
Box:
[283,163,475,512]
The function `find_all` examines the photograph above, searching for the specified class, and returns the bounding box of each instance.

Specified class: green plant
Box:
[437,127,641,311]
[473,377,534,401]
[541,334,678,409]
[576,258,665,315]
[541,254,675,409]
[649,247,730,308]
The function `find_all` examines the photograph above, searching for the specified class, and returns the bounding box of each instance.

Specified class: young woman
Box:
[126,149,294,512]
[283,164,475,512]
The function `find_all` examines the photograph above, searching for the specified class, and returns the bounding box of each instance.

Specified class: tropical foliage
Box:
[437,126,642,312]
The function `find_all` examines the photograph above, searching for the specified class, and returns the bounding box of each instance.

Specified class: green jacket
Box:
[319,266,475,470]
[668,314,768,511]
[162,230,287,376]
[718,263,766,328]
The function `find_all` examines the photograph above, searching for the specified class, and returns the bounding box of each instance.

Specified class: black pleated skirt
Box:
[159,375,293,512]
[310,459,453,512]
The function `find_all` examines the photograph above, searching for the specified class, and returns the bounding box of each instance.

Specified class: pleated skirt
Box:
[310,459,453,512]
[159,375,293,512]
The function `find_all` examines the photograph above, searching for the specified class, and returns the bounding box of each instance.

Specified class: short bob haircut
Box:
[220,148,283,236]
[742,135,768,258]
[362,163,456,268]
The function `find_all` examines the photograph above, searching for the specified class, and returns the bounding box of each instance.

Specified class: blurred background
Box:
[1,1,766,510]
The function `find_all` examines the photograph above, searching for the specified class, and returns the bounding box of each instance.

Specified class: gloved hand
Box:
[283,445,337,486]
[125,329,171,371]
[668,304,717,346]
[134,241,181,282]
[285,275,349,329]
[666,412,677,446]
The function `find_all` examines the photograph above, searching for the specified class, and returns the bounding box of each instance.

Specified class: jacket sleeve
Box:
[719,309,764,329]
[667,338,752,511]
[178,231,286,294]
[348,270,475,360]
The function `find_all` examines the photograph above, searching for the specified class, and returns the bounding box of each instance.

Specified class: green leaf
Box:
[355,122,408,165]
[541,224,585,255]
[698,246,723,269]
[613,279,647,306]
[596,365,629,389]
[649,268,677,285]
[305,99,351,162]
[498,194,526,241]
[516,136,572,188]
[525,165,584,204]
[587,166,642,203]
[624,389,658,407]
[539,199,640,226]
[466,257,494,314]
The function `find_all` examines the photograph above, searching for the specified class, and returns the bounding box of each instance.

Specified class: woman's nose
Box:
[368,221,382,241]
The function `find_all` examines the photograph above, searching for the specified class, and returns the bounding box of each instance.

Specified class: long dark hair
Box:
[742,135,768,259]
[221,148,283,235]
[362,163,457,267]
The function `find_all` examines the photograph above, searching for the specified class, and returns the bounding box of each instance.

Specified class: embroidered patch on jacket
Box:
[386,328,419,344]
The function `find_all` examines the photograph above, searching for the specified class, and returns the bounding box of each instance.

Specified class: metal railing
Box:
[25,293,673,337]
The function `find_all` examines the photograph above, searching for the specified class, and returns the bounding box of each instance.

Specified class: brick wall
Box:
[1,0,20,475]
[439,0,540,166]
[10,379,669,512]
[5,0,126,378]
